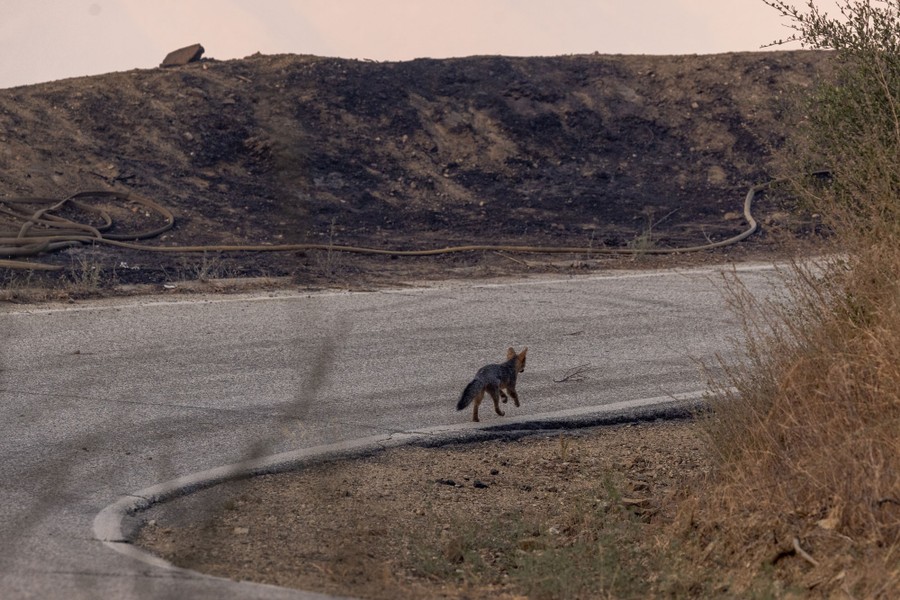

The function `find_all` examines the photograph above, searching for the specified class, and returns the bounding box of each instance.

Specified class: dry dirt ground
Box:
[4,50,836,597]
[137,419,719,599]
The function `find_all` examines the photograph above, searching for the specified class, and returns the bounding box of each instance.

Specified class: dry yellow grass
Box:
[691,245,900,597]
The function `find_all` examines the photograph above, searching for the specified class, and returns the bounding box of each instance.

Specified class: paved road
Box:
[0,263,782,599]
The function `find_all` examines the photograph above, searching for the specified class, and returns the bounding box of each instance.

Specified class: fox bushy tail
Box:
[457,379,481,411]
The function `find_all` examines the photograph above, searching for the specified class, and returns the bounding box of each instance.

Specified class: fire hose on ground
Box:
[0,181,772,272]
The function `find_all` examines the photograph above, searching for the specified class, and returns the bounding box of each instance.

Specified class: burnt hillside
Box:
[0,50,829,280]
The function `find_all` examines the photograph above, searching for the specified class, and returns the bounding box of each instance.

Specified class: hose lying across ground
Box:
[0,181,770,271]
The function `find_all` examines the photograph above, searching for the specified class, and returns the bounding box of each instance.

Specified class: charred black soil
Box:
[1,50,830,292]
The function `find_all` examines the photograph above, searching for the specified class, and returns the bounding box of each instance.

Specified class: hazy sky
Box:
[1,0,799,89]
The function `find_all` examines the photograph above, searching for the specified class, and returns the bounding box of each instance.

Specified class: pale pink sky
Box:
[2,0,798,89]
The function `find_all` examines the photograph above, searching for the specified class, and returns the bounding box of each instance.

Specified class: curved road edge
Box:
[93,389,712,585]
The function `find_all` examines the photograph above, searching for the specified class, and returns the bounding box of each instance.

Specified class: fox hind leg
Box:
[472,389,485,422]
[486,385,505,416]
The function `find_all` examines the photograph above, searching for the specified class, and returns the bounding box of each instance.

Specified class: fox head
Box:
[506,347,528,372]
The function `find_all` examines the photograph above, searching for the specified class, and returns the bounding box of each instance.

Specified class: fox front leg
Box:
[499,389,509,404]
[507,387,520,407]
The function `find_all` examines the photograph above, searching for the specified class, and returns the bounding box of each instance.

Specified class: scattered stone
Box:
[161,43,205,68]
[764,211,792,226]
[518,537,544,551]
[706,165,728,185]
[621,497,651,507]
[233,526,249,535]
[436,478,456,486]
[630,480,651,492]
[473,480,489,489]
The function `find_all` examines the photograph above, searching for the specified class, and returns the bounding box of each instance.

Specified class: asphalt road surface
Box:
[0,263,783,599]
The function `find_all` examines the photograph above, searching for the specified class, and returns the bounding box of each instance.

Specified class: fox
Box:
[456,347,528,422]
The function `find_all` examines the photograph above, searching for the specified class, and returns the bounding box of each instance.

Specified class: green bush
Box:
[765,0,900,239]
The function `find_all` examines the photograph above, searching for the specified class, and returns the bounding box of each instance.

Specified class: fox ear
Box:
[506,347,516,359]
[520,347,528,357]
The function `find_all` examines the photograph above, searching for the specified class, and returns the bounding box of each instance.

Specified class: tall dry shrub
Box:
[694,2,900,596]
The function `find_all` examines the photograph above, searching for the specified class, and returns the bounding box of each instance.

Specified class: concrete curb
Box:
[93,390,709,586]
